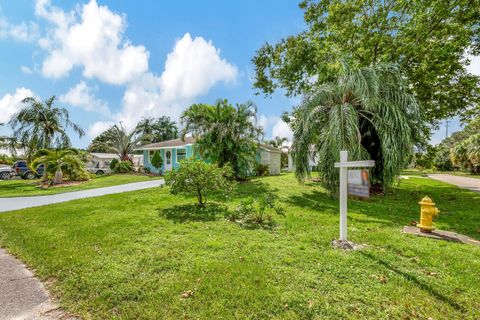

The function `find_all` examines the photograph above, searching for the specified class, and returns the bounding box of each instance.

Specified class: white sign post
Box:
[334,150,374,241]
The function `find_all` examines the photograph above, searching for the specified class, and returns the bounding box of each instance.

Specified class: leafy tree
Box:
[292,63,422,192]
[181,99,263,179]
[88,126,117,153]
[414,145,437,170]
[165,158,235,208]
[266,136,287,148]
[433,146,453,171]
[150,150,163,173]
[31,148,86,184]
[134,116,178,145]
[89,124,141,161]
[114,160,134,173]
[9,96,84,157]
[252,0,480,123]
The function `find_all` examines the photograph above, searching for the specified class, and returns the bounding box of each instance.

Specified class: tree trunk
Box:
[54,168,63,184]
[197,188,204,208]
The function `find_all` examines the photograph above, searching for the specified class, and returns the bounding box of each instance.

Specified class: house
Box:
[137,137,282,175]
[87,153,143,174]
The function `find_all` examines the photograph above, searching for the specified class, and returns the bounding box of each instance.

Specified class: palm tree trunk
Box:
[54,168,63,184]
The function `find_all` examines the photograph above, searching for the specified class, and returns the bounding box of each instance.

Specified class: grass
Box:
[0,173,479,319]
[0,174,161,197]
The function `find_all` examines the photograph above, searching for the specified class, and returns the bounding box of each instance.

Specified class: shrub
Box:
[228,193,285,228]
[66,167,91,181]
[114,160,133,173]
[109,158,119,171]
[150,150,163,173]
[254,163,270,176]
[0,154,15,165]
[143,166,151,174]
[165,158,235,207]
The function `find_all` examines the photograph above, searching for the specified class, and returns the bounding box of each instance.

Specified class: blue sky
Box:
[0,0,477,148]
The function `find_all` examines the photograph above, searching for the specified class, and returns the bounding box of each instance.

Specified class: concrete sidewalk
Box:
[0,179,164,213]
[427,174,480,193]
[0,249,74,320]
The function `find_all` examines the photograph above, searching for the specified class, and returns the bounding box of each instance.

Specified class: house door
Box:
[164,149,173,171]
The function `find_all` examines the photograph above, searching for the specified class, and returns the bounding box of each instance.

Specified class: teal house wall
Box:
[143,145,194,174]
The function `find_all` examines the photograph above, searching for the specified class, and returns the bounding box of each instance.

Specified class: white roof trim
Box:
[140,144,193,151]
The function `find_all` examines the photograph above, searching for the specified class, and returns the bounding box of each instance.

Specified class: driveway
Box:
[0,180,164,212]
[427,174,480,193]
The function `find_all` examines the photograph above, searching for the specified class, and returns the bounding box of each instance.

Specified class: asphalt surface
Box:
[0,179,164,212]
[427,174,480,193]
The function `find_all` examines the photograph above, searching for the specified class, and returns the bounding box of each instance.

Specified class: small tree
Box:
[31,148,86,184]
[150,150,163,173]
[165,158,235,207]
[109,158,119,171]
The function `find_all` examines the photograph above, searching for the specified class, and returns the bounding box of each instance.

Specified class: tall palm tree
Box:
[266,136,288,148]
[134,116,178,145]
[291,63,423,192]
[89,124,141,161]
[31,148,85,184]
[9,96,84,157]
[181,99,263,179]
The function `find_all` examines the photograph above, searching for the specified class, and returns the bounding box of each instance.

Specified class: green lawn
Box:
[0,174,478,319]
[0,174,160,197]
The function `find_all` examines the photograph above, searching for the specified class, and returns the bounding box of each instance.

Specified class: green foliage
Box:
[253,163,270,176]
[114,160,133,174]
[266,136,287,148]
[89,124,141,161]
[134,116,178,145]
[252,0,480,123]
[414,146,437,170]
[109,158,119,171]
[31,148,87,184]
[228,193,285,228]
[8,96,84,158]
[0,154,15,165]
[165,158,235,207]
[181,99,263,179]
[292,63,422,192]
[433,146,454,171]
[88,126,117,153]
[150,150,163,172]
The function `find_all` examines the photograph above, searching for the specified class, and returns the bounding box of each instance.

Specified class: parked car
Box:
[12,160,44,179]
[87,166,111,175]
[0,166,15,180]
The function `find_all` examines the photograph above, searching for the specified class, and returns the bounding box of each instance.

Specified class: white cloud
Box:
[36,0,149,84]
[0,88,35,123]
[467,55,480,76]
[20,66,33,74]
[159,33,238,102]
[272,119,293,140]
[87,120,114,138]
[0,18,39,42]
[59,81,110,115]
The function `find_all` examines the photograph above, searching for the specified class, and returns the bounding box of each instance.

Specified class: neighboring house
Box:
[287,147,319,172]
[87,153,143,174]
[137,137,282,175]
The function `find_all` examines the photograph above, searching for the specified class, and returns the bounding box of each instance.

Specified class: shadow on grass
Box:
[361,251,466,313]
[158,202,228,223]
[233,178,276,199]
[285,189,337,213]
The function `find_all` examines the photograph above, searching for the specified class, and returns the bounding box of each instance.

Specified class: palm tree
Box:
[135,116,178,145]
[89,124,141,161]
[8,96,84,157]
[266,136,288,148]
[181,99,263,179]
[291,63,422,192]
[31,148,85,184]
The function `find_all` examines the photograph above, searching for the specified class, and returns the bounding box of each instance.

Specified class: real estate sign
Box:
[347,169,370,198]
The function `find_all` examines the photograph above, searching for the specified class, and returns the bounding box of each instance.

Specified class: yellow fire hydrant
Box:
[417,196,440,233]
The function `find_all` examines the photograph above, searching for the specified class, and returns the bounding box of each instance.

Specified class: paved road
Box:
[0,180,164,213]
[0,248,73,319]
[427,174,480,193]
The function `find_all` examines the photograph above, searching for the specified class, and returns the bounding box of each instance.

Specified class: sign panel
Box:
[347,169,370,198]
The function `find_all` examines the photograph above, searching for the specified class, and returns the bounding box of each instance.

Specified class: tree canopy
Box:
[292,63,422,192]
[134,116,178,145]
[252,0,480,123]
[181,99,263,179]
[9,96,84,157]
[89,124,141,161]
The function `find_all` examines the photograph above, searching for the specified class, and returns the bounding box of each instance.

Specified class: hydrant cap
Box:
[419,196,435,206]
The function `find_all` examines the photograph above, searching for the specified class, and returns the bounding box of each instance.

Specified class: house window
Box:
[177,149,186,162]
[166,150,172,164]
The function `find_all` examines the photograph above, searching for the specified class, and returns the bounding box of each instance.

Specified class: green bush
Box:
[228,193,285,228]
[150,150,163,173]
[114,160,133,173]
[253,163,270,176]
[165,158,235,207]
[109,158,119,171]
[0,155,15,165]
[66,167,91,181]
